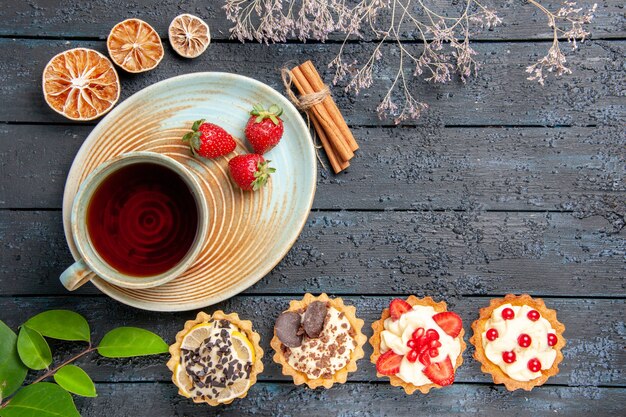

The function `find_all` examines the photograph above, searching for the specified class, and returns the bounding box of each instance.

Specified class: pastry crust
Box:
[370,296,467,394]
[166,310,264,406]
[270,293,367,389]
[470,294,566,391]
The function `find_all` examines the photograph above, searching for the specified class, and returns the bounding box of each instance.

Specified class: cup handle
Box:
[60,259,94,291]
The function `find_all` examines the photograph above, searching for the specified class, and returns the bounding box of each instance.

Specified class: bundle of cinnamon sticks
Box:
[289,61,358,173]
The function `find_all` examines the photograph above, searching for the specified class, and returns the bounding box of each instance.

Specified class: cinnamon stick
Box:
[290,67,354,162]
[311,116,349,173]
[301,60,358,152]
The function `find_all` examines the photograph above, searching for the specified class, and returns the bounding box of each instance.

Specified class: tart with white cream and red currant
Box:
[470,294,565,391]
[270,293,367,389]
[167,311,264,405]
[370,296,466,394]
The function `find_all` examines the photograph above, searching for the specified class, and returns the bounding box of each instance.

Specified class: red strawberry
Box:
[182,119,236,159]
[244,104,284,154]
[389,298,412,321]
[376,350,403,376]
[422,355,455,386]
[432,312,463,338]
[228,154,275,191]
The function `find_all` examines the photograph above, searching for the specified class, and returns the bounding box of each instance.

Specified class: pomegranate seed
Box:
[428,348,439,358]
[486,328,498,341]
[527,358,542,372]
[417,336,429,353]
[527,310,540,321]
[430,340,442,348]
[547,333,558,347]
[407,339,417,349]
[501,308,515,320]
[419,352,431,366]
[407,349,419,363]
[425,329,440,341]
[517,333,532,348]
[502,351,516,364]
[412,328,425,340]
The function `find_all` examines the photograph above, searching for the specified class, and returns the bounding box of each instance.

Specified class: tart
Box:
[270,293,367,389]
[167,311,263,405]
[470,294,565,391]
[370,296,466,394]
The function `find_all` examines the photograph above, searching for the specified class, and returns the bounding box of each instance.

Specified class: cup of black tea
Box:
[60,152,209,290]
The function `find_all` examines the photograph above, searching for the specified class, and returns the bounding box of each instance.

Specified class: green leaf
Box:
[53,365,96,397]
[191,119,205,131]
[0,382,80,417]
[97,327,168,358]
[0,321,28,400]
[24,310,90,342]
[17,327,52,371]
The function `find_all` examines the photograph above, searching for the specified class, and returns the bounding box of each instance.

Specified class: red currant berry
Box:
[527,310,540,321]
[501,308,515,320]
[407,349,419,363]
[429,340,442,349]
[547,333,557,347]
[425,329,440,341]
[412,327,425,340]
[419,352,431,366]
[428,348,439,358]
[486,328,498,341]
[502,351,516,364]
[407,339,417,349]
[517,333,532,348]
[527,358,542,372]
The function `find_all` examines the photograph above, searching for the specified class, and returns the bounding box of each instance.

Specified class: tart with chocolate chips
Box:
[470,294,565,391]
[167,311,263,405]
[270,293,367,389]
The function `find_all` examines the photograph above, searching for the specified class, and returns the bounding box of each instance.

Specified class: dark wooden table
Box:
[1,1,625,415]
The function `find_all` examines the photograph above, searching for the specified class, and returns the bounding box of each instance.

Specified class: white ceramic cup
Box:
[60,152,208,291]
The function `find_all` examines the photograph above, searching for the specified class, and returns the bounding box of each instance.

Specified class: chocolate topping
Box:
[275,311,303,348]
[302,301,328,338]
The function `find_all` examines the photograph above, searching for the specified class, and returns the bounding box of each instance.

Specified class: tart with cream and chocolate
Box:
[271,293,367,389]
[167,311,263,405]
[370,296,466,394]
[470,294,565,391]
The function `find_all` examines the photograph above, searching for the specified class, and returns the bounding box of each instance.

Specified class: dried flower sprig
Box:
[526,1,597,86]
[224,0,595,123]
[329,0,501,123]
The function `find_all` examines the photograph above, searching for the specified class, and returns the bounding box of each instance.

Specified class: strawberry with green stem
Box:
[245,104,284,154]
[228,154,275,191]
[182,119,236,159]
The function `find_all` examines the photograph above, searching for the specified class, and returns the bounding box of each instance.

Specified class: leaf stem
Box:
[0,344,96,409]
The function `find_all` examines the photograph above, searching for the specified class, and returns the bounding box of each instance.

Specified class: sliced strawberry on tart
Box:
[370,296,466,394]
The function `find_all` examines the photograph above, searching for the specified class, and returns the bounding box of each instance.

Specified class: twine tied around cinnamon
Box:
[281,67,330,111]
[281,62,358,174]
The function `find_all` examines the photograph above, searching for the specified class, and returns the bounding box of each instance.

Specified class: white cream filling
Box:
[380,305,461,386]
[481,303,557,382]
[286,306,355,379]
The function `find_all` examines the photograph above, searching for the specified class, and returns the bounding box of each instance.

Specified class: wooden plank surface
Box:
[1,211,624,297]
[70,383,625,416]
[1,0,624,40]
[1,124,624,211]
[2,296,624,388]
[1,39,624,126]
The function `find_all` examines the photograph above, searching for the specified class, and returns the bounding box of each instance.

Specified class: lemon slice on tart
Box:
[231,331,255,363]
[180,322,213,351]
[173,363,193,398]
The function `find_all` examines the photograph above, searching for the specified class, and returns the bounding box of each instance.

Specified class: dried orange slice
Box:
[169,13,211,58]
[107,18,164,73]
[42,48,120,121]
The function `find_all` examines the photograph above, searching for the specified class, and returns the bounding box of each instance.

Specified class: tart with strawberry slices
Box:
[470,294,565,391]
[271,293,367,389]
[370,296,466,394]
[167,311,264,405]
